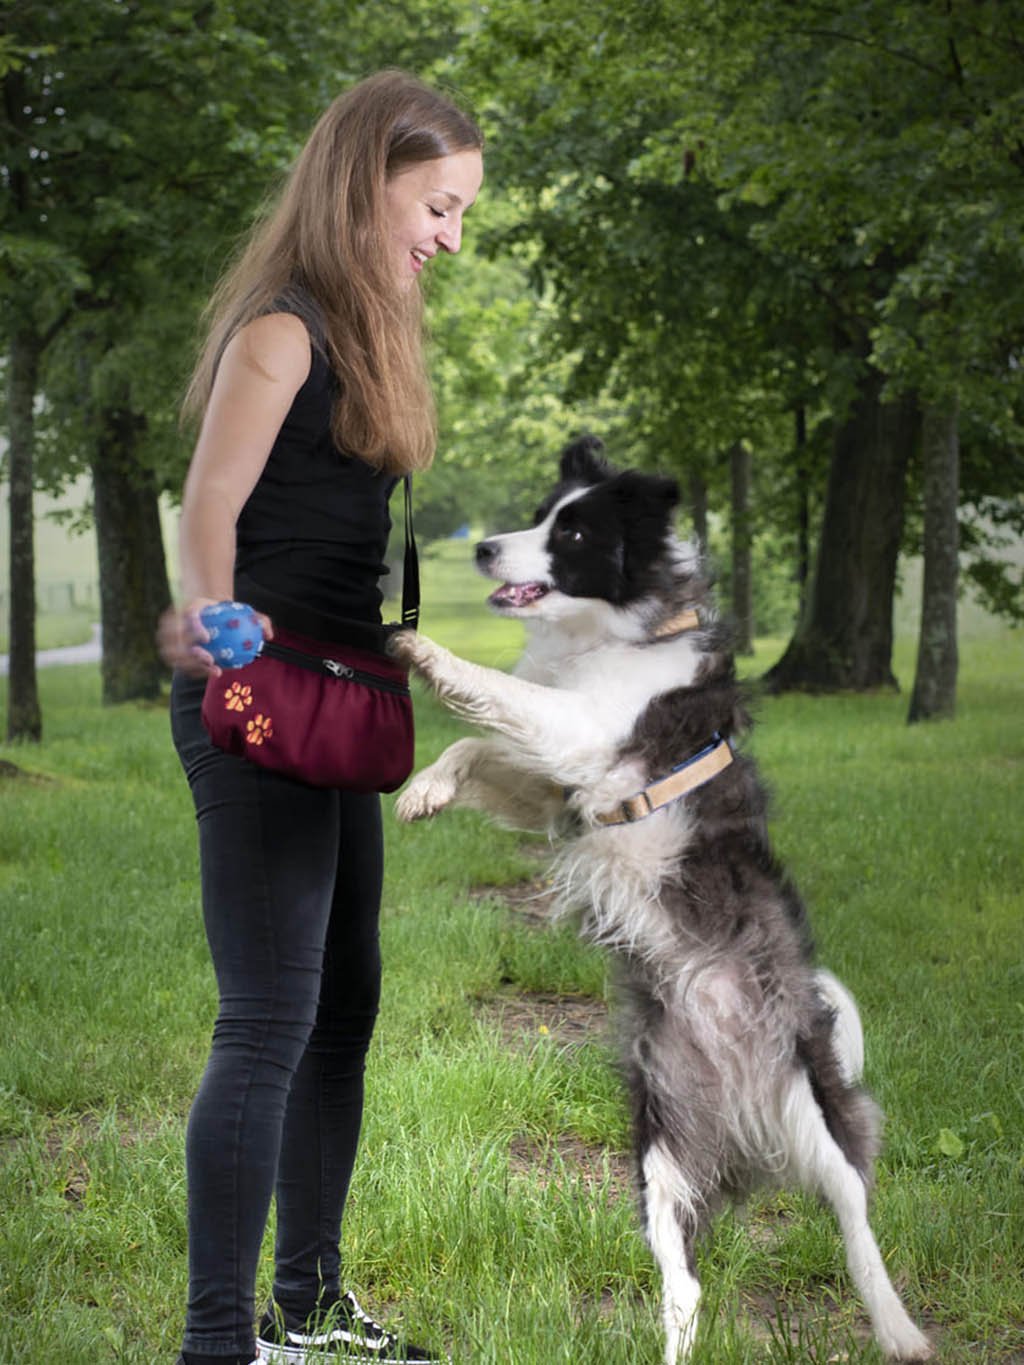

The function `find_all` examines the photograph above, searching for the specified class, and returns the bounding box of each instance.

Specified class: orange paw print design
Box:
[224,681,253,713]
[245,713,273,746]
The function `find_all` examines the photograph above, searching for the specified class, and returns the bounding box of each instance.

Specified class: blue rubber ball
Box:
[199,601,264,668]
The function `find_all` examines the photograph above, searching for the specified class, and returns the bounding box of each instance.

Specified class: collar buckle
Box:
[621,791,654,822]
[594,734,733,827]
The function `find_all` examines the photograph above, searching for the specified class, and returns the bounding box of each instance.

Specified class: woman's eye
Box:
[428,206,447,219]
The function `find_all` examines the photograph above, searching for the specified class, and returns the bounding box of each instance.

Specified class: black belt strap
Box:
[400,474,419,629]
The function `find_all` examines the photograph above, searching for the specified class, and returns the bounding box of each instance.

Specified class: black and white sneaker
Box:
[255,1291,448,1364]
[174,1358,260,1365]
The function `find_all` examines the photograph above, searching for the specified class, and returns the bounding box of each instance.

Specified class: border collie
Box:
[388,437,932,1363]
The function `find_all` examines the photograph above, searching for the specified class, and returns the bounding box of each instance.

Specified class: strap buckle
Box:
[620,791,654,823]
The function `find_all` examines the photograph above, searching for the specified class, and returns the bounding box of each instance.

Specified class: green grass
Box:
[1,556,1022,1363]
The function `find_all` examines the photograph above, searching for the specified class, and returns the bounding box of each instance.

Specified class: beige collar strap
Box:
[652,607,700,638]
[595,734,734,827]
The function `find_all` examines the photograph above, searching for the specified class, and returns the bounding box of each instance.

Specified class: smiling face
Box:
[383,148,483,286]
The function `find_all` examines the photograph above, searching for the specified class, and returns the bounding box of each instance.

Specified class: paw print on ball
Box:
[199,601,264,668]
[246,713,273,746]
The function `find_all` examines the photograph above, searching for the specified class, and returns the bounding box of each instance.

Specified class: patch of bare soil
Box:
[476,987,609,1052]
[508,1132,632,1203]
[470,873,560,927]
[471,866,633,1206]
[737,1287,868,1353]
[27,1113,174,1210]
[737,1289,965,1363]
[0,758,53,784]
[471,864,607,1047]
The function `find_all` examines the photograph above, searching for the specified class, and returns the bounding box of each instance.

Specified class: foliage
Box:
[424,193,651,537]
[4,0,1024,627]
[2,0,476,497]
[450,0,1024,609]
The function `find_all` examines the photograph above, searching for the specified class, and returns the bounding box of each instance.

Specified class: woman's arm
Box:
[159,311,311,675]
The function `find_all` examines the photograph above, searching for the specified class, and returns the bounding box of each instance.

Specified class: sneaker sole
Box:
[256,1338,449,1365]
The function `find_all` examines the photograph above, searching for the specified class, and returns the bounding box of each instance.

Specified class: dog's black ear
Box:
[613,472,682,600]
[559,434,614,486]
[614,470,680,518]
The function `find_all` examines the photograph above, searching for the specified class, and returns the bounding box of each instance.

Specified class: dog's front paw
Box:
[385,628,419,666]
[386,629,443,676]
[394,766,458,822]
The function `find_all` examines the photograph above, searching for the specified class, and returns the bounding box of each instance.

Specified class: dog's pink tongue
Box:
[488,582,547,608]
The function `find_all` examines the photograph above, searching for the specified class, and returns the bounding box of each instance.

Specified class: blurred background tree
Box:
[450,0,1024,713]
[3,0,1022,736]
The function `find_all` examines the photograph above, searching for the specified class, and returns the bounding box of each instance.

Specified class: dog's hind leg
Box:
[640,1142,703,1364]
[781,1074,933,1360]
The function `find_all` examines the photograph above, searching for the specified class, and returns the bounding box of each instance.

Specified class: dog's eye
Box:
[554,524,584,545]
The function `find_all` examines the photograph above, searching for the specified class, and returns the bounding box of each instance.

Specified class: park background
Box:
[2,2,1022,1362]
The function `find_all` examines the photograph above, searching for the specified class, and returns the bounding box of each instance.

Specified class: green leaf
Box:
[935,1128,965,1160]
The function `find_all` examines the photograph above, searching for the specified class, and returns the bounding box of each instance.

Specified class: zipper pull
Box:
[323,659,354,679]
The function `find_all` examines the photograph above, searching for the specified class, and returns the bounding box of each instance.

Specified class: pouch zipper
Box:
[260,640,410,696]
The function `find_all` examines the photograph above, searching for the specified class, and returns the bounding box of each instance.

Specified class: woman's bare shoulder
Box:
[224,311,312,390]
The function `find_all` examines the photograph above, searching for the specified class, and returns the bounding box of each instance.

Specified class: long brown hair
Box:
[183,70,482,473]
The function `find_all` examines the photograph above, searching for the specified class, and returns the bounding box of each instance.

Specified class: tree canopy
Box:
[451,0,1024,586]
[2,0,1022,734]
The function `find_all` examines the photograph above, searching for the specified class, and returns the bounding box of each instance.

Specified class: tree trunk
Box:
[908,397,959,723]
[794,405,811,619]
[92,407,172,704]
[6,327,43,742]
[763,365,917,693]
[730,442,754,654]
[688,469,708,555]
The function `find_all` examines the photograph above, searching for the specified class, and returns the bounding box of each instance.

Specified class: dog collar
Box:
[652,608,700,638]
[594,734,733,826]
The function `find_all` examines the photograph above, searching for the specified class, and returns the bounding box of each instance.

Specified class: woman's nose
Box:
[438,215,463,254]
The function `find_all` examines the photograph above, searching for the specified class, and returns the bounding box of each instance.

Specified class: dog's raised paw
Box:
[387,629,444,676]
[386,629,419,664]
[394,772,455,822]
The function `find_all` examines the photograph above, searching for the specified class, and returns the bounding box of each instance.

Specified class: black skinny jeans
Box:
[171,672,383,1358]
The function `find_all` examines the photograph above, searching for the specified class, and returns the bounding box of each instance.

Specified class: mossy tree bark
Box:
[6,327,43,743]
[764,363,918,693]
[92,406,171,705]
[908,397,959,723]
[730,442,754,654]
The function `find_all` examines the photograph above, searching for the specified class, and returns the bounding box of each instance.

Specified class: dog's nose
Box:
[475,540,498,567]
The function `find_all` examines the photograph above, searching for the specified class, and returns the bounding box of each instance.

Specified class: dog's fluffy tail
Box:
[796,969,880,1182]
[814,968,865,1086]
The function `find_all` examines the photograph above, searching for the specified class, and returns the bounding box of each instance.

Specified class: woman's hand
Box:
[158,600,275,678]
[158,597,222,677]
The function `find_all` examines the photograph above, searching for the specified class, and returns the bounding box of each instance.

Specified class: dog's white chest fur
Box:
[516,623,701,749]
[550,807,695,962]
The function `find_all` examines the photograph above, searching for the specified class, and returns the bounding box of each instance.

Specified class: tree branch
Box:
[783,26,947,79]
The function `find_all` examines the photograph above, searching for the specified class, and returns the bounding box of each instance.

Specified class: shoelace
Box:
[340,1293,391,1343]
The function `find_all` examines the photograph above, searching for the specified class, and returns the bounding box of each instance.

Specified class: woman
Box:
[160,71,483,1365]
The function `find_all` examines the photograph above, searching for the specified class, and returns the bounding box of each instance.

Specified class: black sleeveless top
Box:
[234,303,397,633]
